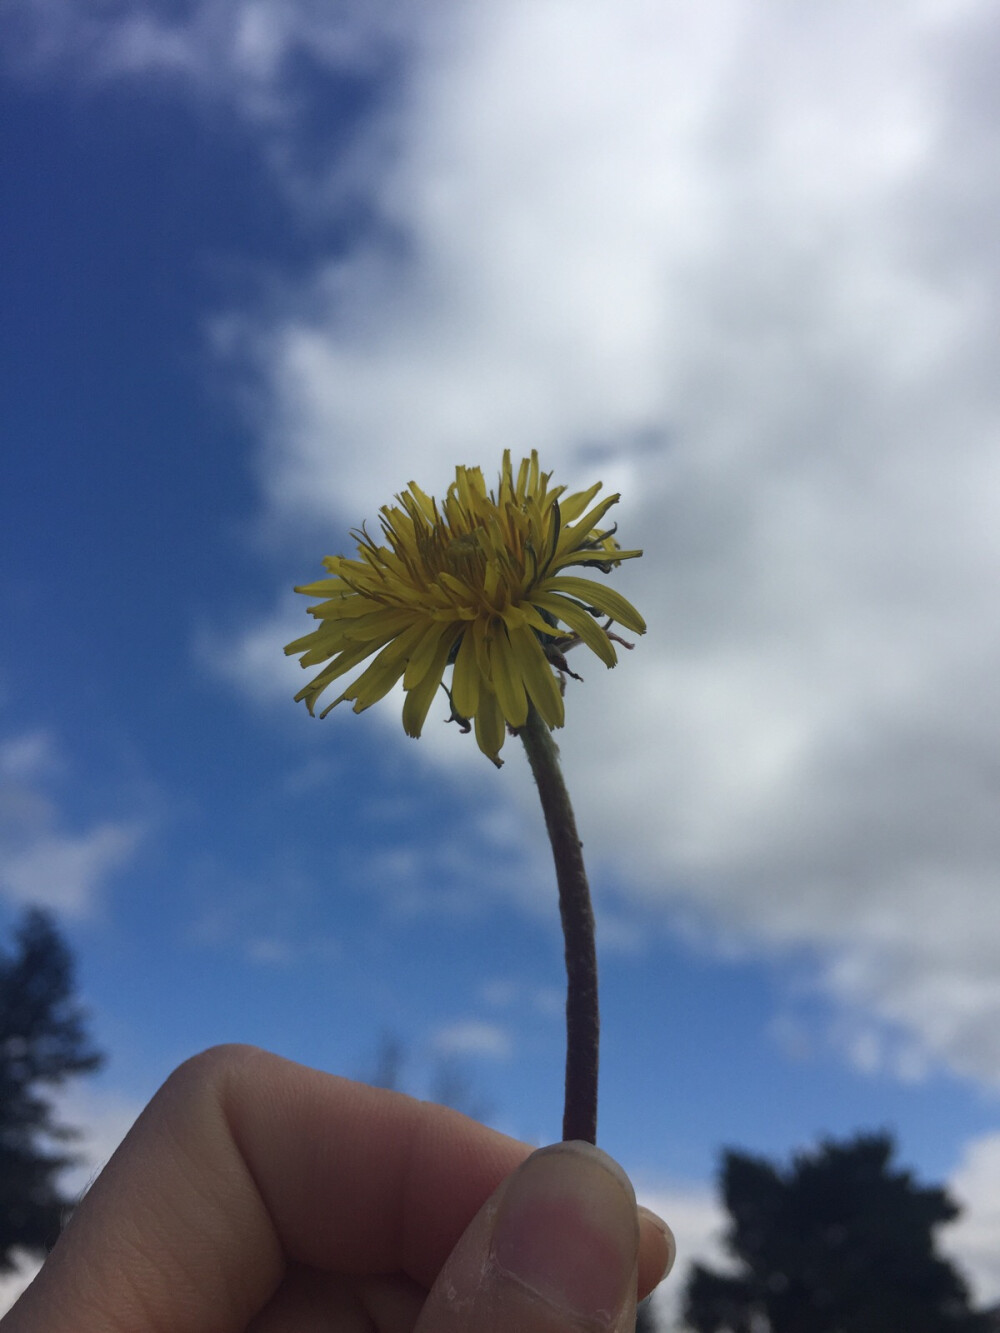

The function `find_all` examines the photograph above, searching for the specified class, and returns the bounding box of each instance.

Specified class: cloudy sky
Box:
[3,0,1000,1322]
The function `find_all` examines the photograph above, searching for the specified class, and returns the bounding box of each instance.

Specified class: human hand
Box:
[3,1045,675,1332]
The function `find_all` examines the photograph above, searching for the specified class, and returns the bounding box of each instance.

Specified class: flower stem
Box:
[519,706,599,1144]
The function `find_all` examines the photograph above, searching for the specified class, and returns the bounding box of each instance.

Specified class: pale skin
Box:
[2,1045,675,1333]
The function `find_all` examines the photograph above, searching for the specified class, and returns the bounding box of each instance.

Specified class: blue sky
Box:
[3,0,1000,1321]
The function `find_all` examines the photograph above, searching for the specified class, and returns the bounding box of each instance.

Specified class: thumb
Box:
[415,1141,641,1332]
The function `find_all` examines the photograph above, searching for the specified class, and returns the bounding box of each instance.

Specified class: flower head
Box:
[285,451,645,763]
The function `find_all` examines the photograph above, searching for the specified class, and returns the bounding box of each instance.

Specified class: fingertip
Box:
[637,1205,675,1295]
[416,1139,642,1330]
[490,1142,638,1324]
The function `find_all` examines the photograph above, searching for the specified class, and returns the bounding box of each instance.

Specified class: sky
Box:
[2,0,1000,1323]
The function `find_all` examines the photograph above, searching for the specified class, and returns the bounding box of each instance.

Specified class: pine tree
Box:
[0,908,104,1270]
[683,1132,990,1333]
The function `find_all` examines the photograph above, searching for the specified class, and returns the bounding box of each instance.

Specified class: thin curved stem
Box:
[519,706,599,1144]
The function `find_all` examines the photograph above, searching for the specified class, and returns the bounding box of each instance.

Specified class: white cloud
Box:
[0,731,143,916]
[258,0,1000,1088]
[0,0,415,113]
[196,597,307,706]
[0,731,63,782]
[0,823,141,916]
[480,977,563,1019]
[633,1178,729,1329]
[56,1085,144,1199]
[360,811,552,924]
[218,0,1000,1091]
[0,1255,41,1317]
[18,0,1000,1085]
[943,1132,1000,1308]
[430,1019,512,1061]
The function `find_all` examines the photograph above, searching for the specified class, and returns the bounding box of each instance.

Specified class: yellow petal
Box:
[553,545,643,571]
[294,647,379,714]
[543,574,646,635]
[296,635,383,683]
[513,602,557,638]
[285,626,330,658]
[403,621,458,691]
[555,480,603,525]
[402,631,458,737]
[532,591,618,667]
[451,627,480,717]
[406,480,438,523]
[557,494,620,553]
[474,687,506,761]
[467,615,489,680]
[509,624,564,727]
[293,578,349,597]
[341,621,428,711]
[488,625,529,727]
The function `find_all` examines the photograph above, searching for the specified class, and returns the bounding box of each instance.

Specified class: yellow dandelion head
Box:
[284,450,645,764]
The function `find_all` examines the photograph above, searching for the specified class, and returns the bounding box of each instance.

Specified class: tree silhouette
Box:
[365,1030,493,1122]
[0,908,104,1271]
[683,1132,990,1333]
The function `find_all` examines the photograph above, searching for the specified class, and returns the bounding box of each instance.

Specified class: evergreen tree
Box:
[683,1132,989,1333]
[0,908,104,1271]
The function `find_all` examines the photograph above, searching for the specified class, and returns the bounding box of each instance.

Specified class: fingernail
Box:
[490,1141,638,1327]
[638,1205,676,1282]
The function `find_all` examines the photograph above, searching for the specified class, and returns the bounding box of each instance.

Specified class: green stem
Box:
[519,706,599,1144]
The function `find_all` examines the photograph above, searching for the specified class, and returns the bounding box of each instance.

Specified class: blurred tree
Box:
[367,1031,407,1093]
[0,908,104,1271]
[365,1030,492,1122]
[683,1131,990,1333]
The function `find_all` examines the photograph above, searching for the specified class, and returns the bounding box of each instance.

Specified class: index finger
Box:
[9,1044,531,1332]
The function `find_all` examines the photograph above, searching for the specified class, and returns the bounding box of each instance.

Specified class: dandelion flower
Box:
[285,450,645,763]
